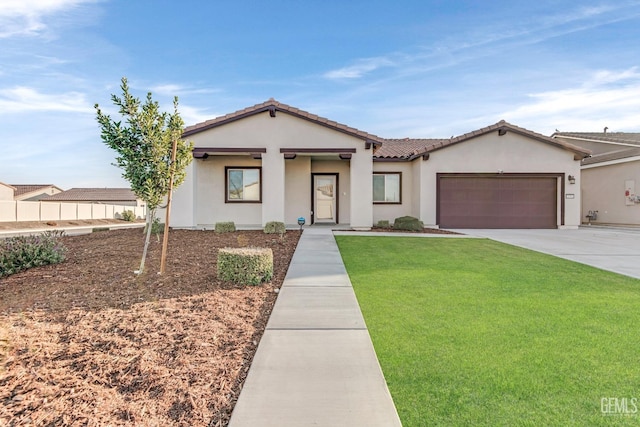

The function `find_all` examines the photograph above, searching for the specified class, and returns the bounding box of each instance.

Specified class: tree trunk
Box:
[138,208,154,274]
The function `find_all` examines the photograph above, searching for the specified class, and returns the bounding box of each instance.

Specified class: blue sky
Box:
[2,0,640,189]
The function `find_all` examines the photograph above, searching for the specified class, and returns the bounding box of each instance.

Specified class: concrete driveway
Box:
[456,227,640,280]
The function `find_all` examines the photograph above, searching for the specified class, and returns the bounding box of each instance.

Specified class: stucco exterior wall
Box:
[175,111,373,228]
[418,132,582,227]
[372,161,415,224]
[582,160,640,225]
[0,184,14,201]
[285,157,311,226]
[195,156,262,227]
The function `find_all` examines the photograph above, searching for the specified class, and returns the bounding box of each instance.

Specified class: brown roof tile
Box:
[554,132,640,145]
[582,147,640,166]
[182,99,385,146]
[183,101,591,161]
[11,184,61,197]
[42,188,137,202]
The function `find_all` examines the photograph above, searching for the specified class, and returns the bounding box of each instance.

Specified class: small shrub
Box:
[393,216,424,231]
[376,220,391,228]
[264,221,286,235]
[144,218,164,235]
[217,247,273,285]
[0,230,67,278]
[121,210,136,222]
[215,221,236,233]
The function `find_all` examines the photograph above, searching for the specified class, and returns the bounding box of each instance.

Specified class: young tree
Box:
[95,77,193,274]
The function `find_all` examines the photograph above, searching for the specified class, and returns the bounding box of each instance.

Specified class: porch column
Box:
[350,149,373,230]
[261,148,286,226]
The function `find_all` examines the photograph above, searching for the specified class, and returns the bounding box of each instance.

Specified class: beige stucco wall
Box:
[582,160,640,225]
[372,161,415,224]
[418,132,583,228]
[173,111,373,228]
[195,156,262,227]
[0,184,14,201]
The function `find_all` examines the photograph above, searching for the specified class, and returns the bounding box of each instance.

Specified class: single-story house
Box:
[553,131,640,225]
[171,99,590,230]
[41,188,143,207]
[11,184,63,201]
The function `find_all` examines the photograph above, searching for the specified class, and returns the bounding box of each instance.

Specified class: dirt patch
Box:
[0,228,300,426]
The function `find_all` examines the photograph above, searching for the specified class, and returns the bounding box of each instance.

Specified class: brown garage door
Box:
[438,175,558,229]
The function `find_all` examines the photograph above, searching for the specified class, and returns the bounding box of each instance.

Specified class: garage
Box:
[437,174,560,229]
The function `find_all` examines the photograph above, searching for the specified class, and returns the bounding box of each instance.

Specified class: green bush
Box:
[144,218,164,235]
[215,221,236,233]
[376,220,391,228]
[121,210,136,221]
[0,230,67,278]
[264,221,286,235]
[393,216,424,231]
[217,247,273,285]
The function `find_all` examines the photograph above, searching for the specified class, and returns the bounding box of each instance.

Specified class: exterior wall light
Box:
[568,175,576,185]
[297,217,305,231]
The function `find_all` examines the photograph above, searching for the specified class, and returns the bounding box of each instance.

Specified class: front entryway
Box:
[312,173,338,224]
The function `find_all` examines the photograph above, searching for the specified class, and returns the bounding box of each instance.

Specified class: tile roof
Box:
[375,121,591,160]
[183,98,385,146]
[553,132,640,146]
[42,188,137,202]
[373,138,445,159]
[182,100,591,161]
[582,147,640,166]
[11,184,60,197]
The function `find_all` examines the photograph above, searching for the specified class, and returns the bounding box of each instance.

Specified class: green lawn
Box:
[335,236,640,426]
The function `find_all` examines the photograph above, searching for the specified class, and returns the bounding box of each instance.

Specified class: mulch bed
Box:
[0,228,300,426]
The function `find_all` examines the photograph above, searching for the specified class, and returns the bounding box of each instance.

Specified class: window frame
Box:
[373,172,402,204]
[225,166,262,203]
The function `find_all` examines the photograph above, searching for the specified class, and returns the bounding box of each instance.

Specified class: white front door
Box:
[313,175,337,224]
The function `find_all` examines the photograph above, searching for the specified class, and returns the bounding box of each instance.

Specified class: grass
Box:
[335,236,640,426]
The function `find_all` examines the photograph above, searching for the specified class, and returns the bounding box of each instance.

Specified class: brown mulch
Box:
[0,228,300,426]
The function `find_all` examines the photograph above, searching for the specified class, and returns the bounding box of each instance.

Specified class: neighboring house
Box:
[553,131,640,225]
[0,182,16,201]
[11,184,63,201]
[172,99,590,230]
[41,188,143,207]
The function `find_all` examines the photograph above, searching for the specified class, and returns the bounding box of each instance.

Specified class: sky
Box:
[1,0,640,189]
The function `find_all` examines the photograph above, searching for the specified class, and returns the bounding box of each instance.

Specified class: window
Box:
[373,172,401,204]
[226,167,261,202]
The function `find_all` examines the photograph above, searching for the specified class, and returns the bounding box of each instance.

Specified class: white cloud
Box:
[179,104,220,127]
[499,67,640,133]
[0,86,92,113]
[323,56,396,80]
[149,84,220,97]
[0,0,98,38]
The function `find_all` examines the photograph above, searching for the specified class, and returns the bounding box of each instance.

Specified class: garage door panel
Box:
[439,176,557,229]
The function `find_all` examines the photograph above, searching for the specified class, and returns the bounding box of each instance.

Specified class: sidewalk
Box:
[228,227,402,426]
[0,222,144,238]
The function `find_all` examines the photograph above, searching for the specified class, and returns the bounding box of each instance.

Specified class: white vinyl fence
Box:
[0,201,146,223]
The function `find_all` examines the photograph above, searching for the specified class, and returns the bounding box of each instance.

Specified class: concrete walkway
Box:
[0,222,144,238]
[457,227,640,280]
[228,227,402,427]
